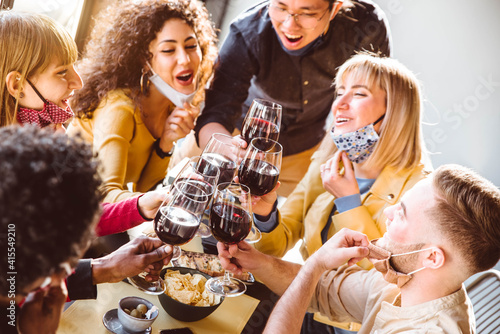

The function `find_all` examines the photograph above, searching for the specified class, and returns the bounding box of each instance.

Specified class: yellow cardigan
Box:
[255,151,431,265]
[67,90,170,203]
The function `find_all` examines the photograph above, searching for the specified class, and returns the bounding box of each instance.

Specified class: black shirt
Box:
[195,0,391,156]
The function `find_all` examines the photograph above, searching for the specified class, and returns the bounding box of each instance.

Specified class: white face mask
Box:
[146,62,196,108]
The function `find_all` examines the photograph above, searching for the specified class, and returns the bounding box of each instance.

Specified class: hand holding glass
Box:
[127,181,209,294]
[206,182,252,297]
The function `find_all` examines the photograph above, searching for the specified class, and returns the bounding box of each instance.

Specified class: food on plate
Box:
[164,269,222,307]
[172,250,254,282]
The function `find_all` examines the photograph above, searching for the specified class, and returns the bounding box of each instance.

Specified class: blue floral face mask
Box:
[329,114,384,164]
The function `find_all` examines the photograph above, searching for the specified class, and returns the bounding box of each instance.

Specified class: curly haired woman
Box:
[67,0,218,203]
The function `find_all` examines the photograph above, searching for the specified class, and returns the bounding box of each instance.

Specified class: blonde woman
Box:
[253,53,430,262]
[0,10,81,129]
[67,0,217,203]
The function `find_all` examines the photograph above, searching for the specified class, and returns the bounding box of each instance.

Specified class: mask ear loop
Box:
[390,247,435,257]
[25,79,47,104]
[391,247,435,276]
[373,113,385,126]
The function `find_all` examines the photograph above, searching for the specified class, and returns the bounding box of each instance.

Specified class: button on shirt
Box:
[195,0,392,156]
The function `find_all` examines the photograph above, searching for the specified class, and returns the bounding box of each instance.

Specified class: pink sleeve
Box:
[95,195,148,236]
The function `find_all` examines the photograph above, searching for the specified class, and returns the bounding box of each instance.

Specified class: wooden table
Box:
[57,281,260,334]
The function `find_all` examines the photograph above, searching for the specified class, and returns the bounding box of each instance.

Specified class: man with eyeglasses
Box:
[193,0,391,198]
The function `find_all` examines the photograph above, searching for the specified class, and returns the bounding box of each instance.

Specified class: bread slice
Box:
[172,250,253,282]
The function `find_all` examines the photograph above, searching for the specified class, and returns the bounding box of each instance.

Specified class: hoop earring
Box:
[140,70,149,94]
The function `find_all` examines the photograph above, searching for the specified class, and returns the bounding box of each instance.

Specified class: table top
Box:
[57,281,260,334]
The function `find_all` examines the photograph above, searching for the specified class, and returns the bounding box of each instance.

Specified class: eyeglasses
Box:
[268,4,331,30]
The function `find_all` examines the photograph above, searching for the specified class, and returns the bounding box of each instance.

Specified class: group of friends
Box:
[0,0,499,333]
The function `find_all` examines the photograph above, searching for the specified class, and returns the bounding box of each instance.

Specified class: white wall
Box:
[219,0,500,186]
[376,0,500,187]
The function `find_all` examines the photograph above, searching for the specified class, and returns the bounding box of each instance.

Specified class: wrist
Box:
[136,194,153,220]
[304,254,328,277]
[91,257,116,285]
[154,139,174,158]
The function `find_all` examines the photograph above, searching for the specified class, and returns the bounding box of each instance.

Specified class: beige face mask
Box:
[367,239,432,288]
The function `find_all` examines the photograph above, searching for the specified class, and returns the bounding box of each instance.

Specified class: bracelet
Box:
[154,139,174,158]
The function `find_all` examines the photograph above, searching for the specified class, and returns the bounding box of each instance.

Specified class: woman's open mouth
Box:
[175,71,194,86]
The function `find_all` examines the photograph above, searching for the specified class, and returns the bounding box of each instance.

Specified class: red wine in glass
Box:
[198,152,237,185]
[241,118,279,150]
[209,203,252,244]
[238,159,280,196]
[154,206,200,245]
[127,180,207,295]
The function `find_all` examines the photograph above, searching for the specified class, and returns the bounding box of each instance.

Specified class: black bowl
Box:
[158,267,224,322]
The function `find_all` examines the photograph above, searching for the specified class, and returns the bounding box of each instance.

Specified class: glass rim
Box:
[171,179,211,204]
[187,155,220,180]
[249,137,283,152]
[216,181,251,194]
[251,98,283,110]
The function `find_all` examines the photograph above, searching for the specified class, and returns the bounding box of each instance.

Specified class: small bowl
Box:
[118,296,158,333]
[158,267,224,322]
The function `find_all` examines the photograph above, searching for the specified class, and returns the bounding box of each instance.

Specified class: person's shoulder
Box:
[230,1,271,36]
[338,0,387,24]
[96,89,135,114]
[90,89,137,128]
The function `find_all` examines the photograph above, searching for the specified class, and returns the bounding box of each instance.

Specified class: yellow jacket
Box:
[67,90,171,203]
[255,151,431,265]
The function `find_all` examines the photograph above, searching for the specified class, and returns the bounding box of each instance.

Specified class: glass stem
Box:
[222,270,232,285]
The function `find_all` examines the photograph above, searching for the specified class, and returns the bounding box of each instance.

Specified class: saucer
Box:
[102,309,152,334]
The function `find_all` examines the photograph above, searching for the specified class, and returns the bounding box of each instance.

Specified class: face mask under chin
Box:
[146,62,197,108]
[17,79,74,128]
[367,238,432,288]
[329,114,385,164]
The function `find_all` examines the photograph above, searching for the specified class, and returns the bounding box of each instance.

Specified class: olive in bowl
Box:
[118,296,158,332]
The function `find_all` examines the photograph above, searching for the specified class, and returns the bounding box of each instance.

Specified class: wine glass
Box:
[200,133,241,185]
[201,133,262,243]
[205,182,253,297]
[238,137,282,197]
[173,156,220,238]
[127,180,209,294]
[241,99,282,150]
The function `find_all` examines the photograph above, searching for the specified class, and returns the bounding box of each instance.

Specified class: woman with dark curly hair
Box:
[67,0,218,203]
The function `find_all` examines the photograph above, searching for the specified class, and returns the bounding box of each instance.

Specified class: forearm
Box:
[96,196,145,236]
[252,254,302,296]
[263,260,324,333]
[91,256,120,285]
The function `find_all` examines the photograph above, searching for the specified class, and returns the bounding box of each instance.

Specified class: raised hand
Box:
[309,228,369,272]
[321,150,360,198]
[158,102,199,152]
[91,236,173,284]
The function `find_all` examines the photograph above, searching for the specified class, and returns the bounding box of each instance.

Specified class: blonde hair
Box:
[0,11,78,127]
[318,53,427,172]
